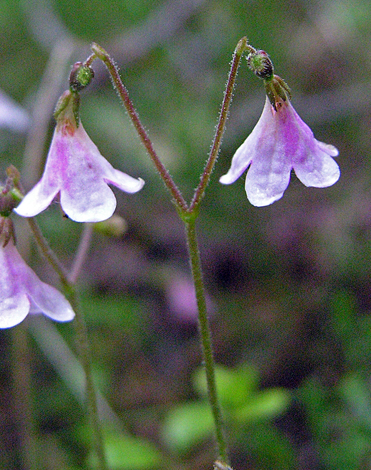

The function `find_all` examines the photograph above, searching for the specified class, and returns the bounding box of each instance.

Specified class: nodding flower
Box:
[15,91,144,222]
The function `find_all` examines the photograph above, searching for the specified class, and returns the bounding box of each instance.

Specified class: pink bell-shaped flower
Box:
[15,91,144,222]
[220,96,340,206]
[0,239,75,328]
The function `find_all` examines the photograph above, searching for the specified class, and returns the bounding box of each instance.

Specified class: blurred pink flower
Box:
[16,117,144,222]
[166,275,214,324]
[0,89,30,132]
[0,240,75,328]
[220,97,340,206]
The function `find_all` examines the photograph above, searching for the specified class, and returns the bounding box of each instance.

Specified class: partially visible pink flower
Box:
[220,97,340,206]
[0,89,30,132]
[0,240,75,328]
[15,102,144,222]
[165,274,214,324]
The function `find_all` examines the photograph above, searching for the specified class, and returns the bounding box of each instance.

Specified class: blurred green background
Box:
[1,0,371,469]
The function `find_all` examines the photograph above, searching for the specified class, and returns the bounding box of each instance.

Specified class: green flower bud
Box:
[247,50,274,79]
[69,62,94,92]
[93,215,128,238]
[0,166,24,217]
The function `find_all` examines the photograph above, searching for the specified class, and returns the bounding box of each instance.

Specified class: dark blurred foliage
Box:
[1,0,371,469]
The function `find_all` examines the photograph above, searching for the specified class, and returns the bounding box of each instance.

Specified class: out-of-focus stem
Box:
[12,323,38,470]
[69,223,94,284]
[27,217,107,470]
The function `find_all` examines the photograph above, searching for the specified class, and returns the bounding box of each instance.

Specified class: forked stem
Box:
[90,37,249,466]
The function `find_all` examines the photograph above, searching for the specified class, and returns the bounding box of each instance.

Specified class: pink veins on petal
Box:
[0,241,75,329]
[220,97,340,207]
[15,122,144,222]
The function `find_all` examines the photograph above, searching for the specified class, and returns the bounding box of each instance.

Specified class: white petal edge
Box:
[60,181,117,222]
[105,170,145,194]
[15,182,59,217]
[0,293,30,328]
[28,281,75,322]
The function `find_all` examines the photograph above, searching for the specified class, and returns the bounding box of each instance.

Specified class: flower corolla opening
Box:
[15,92,144,222]
[0,238,75,328]
[220,96,340,207]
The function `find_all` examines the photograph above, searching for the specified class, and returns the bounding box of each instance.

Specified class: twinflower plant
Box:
[220,49,340,206]
[1,38,340,470]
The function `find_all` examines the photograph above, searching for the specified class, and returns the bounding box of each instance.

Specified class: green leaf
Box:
[233,388,291,424]
[161,401,214,453]
[193,363,259,409]
[339,373,371,431]
[88,432,162,469]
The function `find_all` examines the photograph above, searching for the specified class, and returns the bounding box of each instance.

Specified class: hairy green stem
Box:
[189,36,247,212]
[89,38,249,466]
[91,42,188,212]
[27,218,69,282]
[185,219,228,463]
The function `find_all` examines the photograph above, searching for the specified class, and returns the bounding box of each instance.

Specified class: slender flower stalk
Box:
[91,43,188,212]
[70,293,108,470]
[189,37,248,213]
[68,223,94,284]
[27,217,69,282]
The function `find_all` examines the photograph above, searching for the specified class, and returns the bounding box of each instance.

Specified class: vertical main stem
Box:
[185,219,228,463]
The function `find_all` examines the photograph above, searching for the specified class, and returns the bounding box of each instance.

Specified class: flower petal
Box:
[0,293,30,328]
[220,95,340,205]
[0,242,75,327]
[27,281,75,322]
[15,120,144,222]
[61,180,117,222]
[317,141,339,157]
[220,100,274,185]
[15,181,59,217]
[294,144,340,188]
[104,169,145,194]
[219,139,253,184]
[245,156,292,206]
[56,124,144,222]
